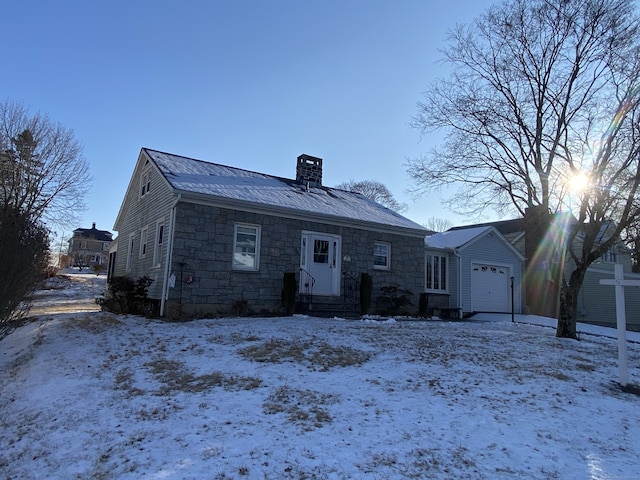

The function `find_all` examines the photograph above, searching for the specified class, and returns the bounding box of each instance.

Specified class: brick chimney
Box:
[296,154,323,187]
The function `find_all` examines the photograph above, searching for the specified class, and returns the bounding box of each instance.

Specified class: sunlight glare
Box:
[568,171,590,193]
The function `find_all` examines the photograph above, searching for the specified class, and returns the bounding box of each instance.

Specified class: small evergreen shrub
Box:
[281,272,297,315]
[419,292,428,317]
[98,276,153,315]
[377,285,414,313]
[360,273,372,315]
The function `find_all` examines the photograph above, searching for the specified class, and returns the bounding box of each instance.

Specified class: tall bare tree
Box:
[0,100,90,331]
[335,179,408,213]
[407,0,640,338]
[424,216,453,233]
[0,100,91,230]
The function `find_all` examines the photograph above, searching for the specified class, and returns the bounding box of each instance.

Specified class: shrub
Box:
[360,273,372,315]
[281,272,297,315]
[98,275,153,315]
[419,292,428,317]
[377,285,414,313]
[0,207,50,339]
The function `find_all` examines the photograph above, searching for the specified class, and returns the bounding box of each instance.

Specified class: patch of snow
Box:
[1,275,639,479]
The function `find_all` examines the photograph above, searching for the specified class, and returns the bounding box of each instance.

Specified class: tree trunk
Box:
[524,206,560,317]
[556,268,586,339]
[557,281,578,338]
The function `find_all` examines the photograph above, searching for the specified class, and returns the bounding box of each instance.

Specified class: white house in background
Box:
[424,226,524,318]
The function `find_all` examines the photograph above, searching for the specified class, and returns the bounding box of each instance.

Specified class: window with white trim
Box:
[373,242,391,270]
[126,234,135,271]
[139,227,148,258]
[140,170,151,198]
[153,221,164,266]
[426,253,447,292]
[233,223,260,270]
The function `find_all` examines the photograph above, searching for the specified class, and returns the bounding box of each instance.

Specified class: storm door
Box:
[300,232,341,296]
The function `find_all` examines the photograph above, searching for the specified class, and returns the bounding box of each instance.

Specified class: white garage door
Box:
[471,263,511,312]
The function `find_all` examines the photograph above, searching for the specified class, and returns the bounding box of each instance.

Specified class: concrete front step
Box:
[295,296,360,318]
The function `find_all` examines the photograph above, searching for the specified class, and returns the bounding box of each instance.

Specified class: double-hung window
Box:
[153,221,164,266]
[140,170,151,198]
[233,223,261,271]
[425,253,447,292]
[139,227,148,258]
[126,234,135,271]
[373,242,391,270]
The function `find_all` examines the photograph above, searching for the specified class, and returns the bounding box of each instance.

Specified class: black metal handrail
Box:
[299,268,315,303]
[342,271,360,306]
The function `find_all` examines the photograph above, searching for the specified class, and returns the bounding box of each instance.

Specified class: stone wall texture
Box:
[165,202,425,318]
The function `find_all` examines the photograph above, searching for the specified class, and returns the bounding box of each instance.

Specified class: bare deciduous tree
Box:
[407,0,640,338]
[0,100,91,329]
[335,179,408,213]
[0,100,91,230]
[424,216,453,233]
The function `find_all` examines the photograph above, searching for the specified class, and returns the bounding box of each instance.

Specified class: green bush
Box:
[281,272,297,315]
[0,207,50,339]
[377,285,414,313]
[360,273,372,315]
[419,292,428,317]
[98,276,153,315]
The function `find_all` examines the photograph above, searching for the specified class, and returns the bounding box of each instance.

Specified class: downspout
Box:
[160,194,181,316]
[454,248,462,316]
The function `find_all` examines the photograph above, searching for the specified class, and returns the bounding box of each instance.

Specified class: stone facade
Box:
[163,202,425,318]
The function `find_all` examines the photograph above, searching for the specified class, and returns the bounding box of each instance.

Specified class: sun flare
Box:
[568,171,590,193]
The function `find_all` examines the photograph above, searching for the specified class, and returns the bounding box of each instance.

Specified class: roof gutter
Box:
[160,193,181,316]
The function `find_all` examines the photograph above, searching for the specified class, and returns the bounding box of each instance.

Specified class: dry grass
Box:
[238,337,371,371]
[144,358,261,394]
[263,385,339,430]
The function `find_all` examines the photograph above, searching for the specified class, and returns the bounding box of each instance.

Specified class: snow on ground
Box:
[1,270,639,479]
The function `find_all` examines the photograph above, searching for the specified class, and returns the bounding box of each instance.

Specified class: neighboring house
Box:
[67,223,113,268]
[111,148,428,318]
[424,226,524,318]
[450,218,640,331]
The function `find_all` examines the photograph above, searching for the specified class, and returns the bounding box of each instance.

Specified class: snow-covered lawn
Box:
[1,272,639,479]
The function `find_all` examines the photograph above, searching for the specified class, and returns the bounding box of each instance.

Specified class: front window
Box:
[233,223,260,270]
[426,253,447,292]
[373,242,390,270]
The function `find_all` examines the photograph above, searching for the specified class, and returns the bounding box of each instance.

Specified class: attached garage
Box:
[425,226,524,316]
[470,262,512,312]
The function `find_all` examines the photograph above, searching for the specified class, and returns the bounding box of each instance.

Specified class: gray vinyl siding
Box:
[164,202,425,317]
[457,234,523,314]
[577,266,640,331]
[112,154,175,299]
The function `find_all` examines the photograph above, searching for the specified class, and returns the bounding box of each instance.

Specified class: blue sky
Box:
[1,0,496,239]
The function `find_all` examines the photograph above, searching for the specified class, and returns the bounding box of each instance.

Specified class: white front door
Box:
[301,232,341,296]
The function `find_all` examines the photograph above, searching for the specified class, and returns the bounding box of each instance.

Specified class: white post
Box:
[599,264,632,386]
